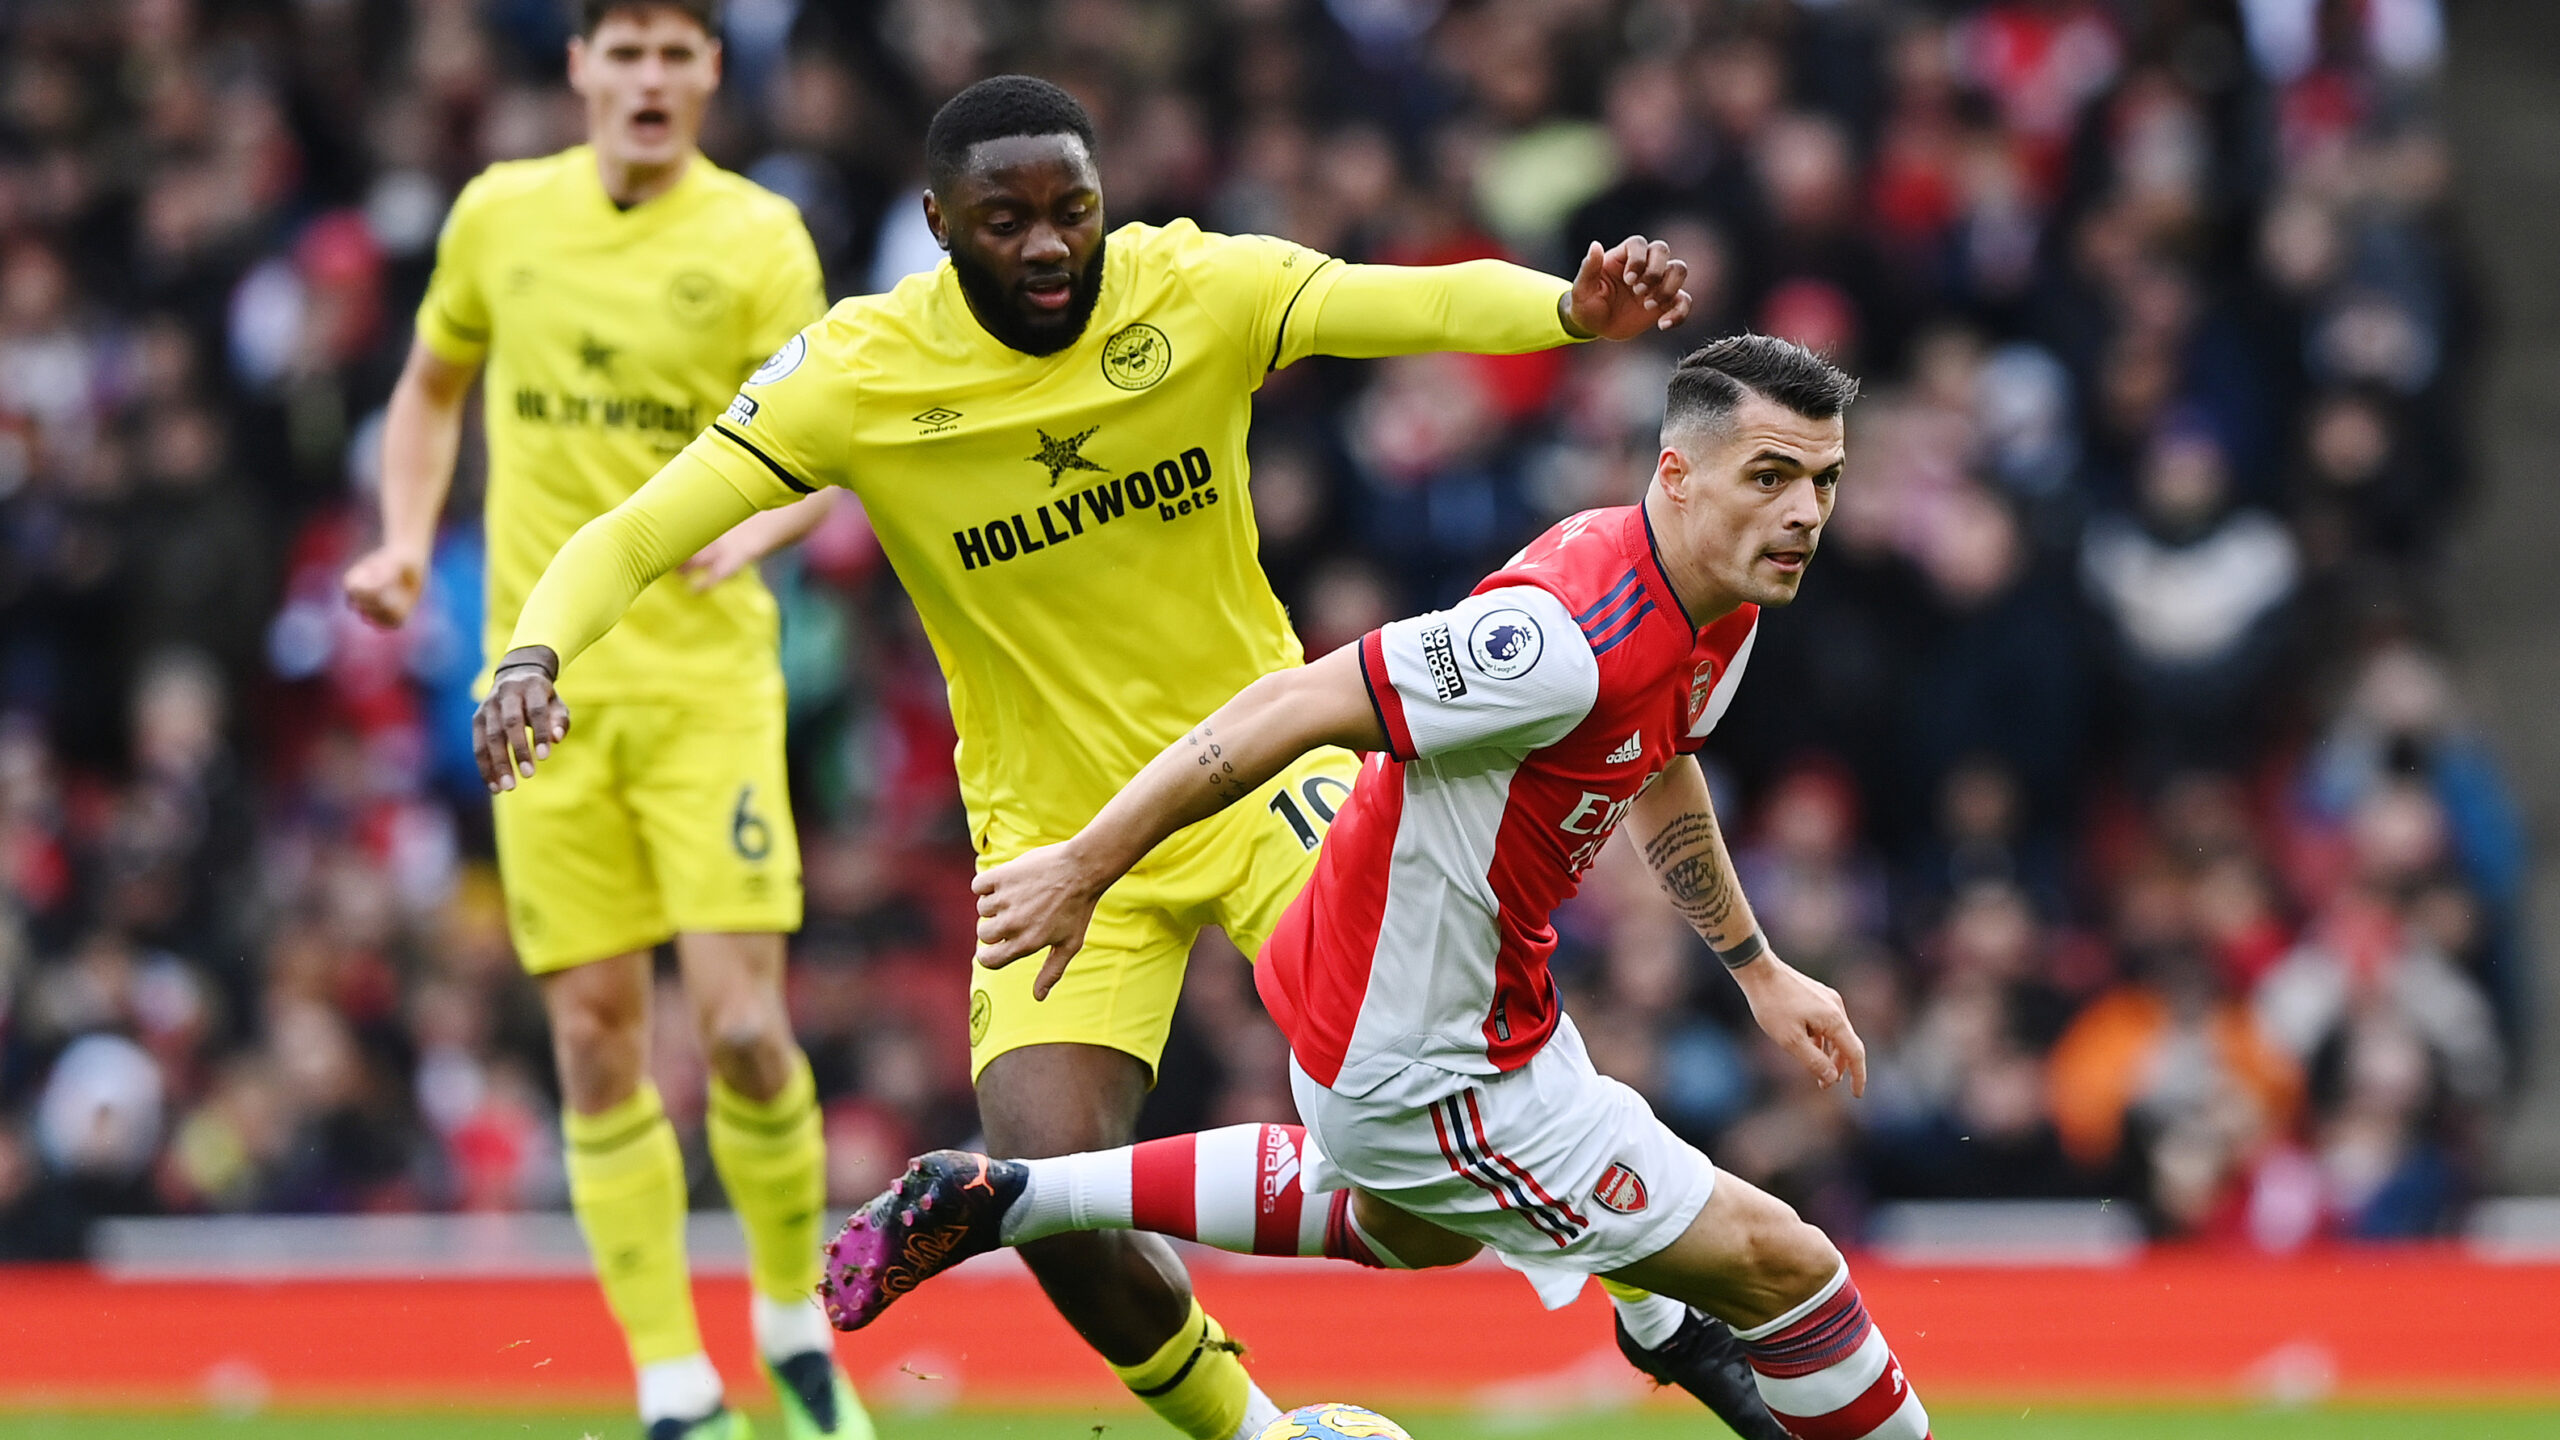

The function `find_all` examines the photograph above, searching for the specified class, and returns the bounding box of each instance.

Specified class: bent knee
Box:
[548,996,643,1070]
[701,1010,793,1087]
[1745,1207,1842,1307]
[703,1012,786,1066]
[549,1010,646,1114]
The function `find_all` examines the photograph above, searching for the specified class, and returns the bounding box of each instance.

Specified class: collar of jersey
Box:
[569,144,711,227]
[1633,503,1700,636]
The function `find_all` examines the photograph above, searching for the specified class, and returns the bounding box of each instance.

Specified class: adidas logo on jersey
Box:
[1605,732,1643,764]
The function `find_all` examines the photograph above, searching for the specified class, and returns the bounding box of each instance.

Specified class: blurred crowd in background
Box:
[0,0,2528,1261]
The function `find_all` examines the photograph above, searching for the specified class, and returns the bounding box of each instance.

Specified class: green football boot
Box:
[764,1351,874,1440]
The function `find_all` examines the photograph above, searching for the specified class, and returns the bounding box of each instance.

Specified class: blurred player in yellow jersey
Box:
[473,76,1771,1440]
[339,4,866,1438]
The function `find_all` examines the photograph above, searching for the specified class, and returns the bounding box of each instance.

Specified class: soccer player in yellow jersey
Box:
[475,76,1765,1440]
[339,5,869,1439]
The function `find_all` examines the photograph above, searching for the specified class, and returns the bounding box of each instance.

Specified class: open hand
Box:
[473,648,570,793]
[1563,236,1694,340]
[343,545,427,628]
[1735,954,1868,1096]
[972,842,1106,1001]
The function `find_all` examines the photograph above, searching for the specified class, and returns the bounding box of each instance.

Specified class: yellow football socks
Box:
[563,1083,703,1367]
[1110,1298,1254,1440]
[707,1054,828,1306]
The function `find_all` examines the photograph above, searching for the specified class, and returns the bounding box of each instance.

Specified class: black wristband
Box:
[1713,930,1766,971]
[1556,291,1595,340]
[493,659,554,681]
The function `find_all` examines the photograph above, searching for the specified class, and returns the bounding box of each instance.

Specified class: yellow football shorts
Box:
[493,698,803,974]
[968,746,1364,1080]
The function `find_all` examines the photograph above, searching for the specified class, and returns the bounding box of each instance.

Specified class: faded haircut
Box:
[1663,333,1860,437]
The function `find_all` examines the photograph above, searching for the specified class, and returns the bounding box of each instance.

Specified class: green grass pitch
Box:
[6,1407,2558,1439]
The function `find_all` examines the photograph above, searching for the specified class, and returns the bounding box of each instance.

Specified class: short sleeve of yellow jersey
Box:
[414,176,496,366]
[641,201,828,514]
[1157,225,1350,385]
[741,214,828,369]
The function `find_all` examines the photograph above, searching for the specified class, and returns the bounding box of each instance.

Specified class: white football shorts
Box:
[1289,1014,1715,1308]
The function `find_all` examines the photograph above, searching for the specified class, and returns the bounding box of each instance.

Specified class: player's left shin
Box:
[1735,1265,1929,1440]
[706,1047,828,1337]
[1001,1123,1411,1268]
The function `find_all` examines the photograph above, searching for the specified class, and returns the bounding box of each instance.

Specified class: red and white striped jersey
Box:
[1258,504,1758,1100]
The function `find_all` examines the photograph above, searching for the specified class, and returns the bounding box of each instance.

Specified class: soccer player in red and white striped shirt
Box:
[826,335,1929,1440]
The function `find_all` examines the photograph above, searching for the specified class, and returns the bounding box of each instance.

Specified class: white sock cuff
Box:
[1736,1261,1851,1343]
[1612,1290,1690,1350]
[751,1291,835,1363]
[637,1352,724,1424]
[1002,1150,1135,1246]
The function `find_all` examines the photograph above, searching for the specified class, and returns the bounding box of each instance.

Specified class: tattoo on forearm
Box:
[1641,813,1716,870]
[1188,724,1242,796]
[1645,810,1739,938]
[1662,853,1735,933]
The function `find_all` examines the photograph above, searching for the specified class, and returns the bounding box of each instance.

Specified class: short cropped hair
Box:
[1663,333,1860,436]
[926,76,1098,192]
[578,0,719,38]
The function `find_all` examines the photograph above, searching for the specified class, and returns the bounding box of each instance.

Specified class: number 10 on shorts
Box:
[1268,773,1351,851]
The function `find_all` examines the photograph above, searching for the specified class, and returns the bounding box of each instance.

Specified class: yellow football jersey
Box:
[677,220,1561,857]
[688,221,1337,855]
[415,144,823,704]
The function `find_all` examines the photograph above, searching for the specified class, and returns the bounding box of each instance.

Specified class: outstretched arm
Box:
[1628,754,1867,1095]
[973,644,1387,999]
[471,451,762,792]
[1301,236,1692,360]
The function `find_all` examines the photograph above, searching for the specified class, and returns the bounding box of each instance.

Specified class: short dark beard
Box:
[950,234,1109,357]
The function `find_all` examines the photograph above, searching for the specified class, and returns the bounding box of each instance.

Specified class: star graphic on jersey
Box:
[577,333,617,373]
[1026,426,1108,487]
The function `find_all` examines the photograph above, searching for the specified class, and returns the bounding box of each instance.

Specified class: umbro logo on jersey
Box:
[577,333,617,372]
[914,406,962,433]
[1605,732,1643,764]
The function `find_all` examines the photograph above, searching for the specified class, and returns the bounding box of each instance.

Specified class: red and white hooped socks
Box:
[999,1122,1406,1266]
[1735,1265,1930,1440]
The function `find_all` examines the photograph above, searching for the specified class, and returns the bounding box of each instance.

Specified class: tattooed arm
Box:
[1629,756,1868,1093]
[971,643,1387,999]
[1634,762,1763,962]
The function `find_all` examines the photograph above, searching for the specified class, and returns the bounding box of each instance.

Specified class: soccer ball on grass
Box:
[1254,1403,1412,1440]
